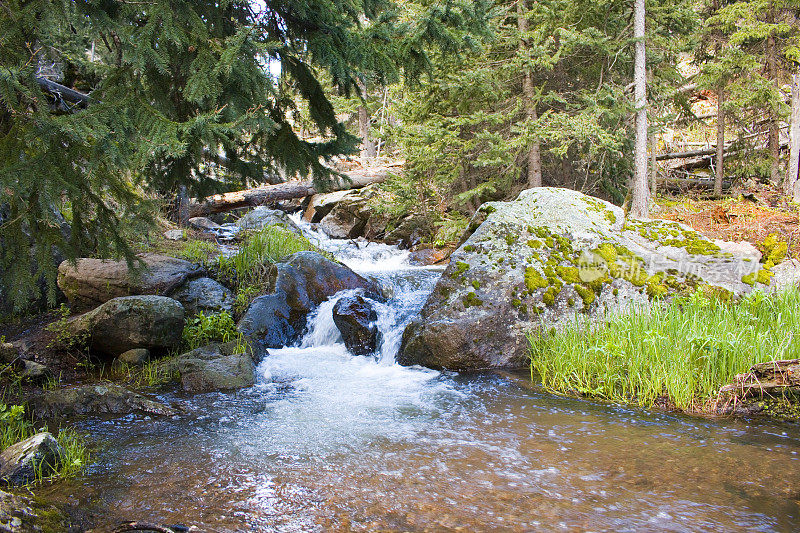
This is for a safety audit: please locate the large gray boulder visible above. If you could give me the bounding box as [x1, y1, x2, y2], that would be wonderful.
[238, 251, 382, 353]
[164, 341, 256, 393]
[66, 295, 184, 357]
[171, 277, 234, 316]
[236, 206, 303, 236]
[57, 253, 202, 310]
[31, 383, 179, 419]
[0, 433, 62, 486]
[332, 294, 380, 355]
[399, 187, 770, 370]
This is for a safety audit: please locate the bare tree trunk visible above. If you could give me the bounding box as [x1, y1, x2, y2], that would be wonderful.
[715, 86, 725, 196]
[631, 0, 649, 217]
[786, 67, 800, 201]
[517, 0, 542, 188]
[767, 1, 781, 184]
[177, 185, 189, 227]
[357, 80, 377, 162]
[650, 132, 658, 197]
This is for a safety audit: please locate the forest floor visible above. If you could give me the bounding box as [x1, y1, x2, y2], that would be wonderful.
[654, 185, 800, 260]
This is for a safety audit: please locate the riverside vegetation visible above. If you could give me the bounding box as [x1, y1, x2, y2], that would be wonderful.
[529, 287, 800, 412]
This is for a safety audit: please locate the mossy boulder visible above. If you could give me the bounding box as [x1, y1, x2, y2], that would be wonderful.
[399, 187, 767, 370]
[164, 341, 256, 393]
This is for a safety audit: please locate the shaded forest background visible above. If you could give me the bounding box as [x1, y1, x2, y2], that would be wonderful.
[1, 0, 799, 314]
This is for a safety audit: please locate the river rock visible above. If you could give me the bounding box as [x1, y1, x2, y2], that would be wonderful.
[399, 187, 769, 370]
[302, 190, 354, 222]
[31, 383, 179, 419]
[165, 341, 256, 393]
[0, 433, 62, 486]
[239, 251, 382, 353]
[384, 214, 432, 248]
[57, 253, 202, 310]
[66, 296, 184, 357]
[117, 348, 150, 366]
[0, 488, 70, 531]
[18, 361, 50, 383]
[408, 247, 450, 266]
[163, 229, 184, 241]
[188, 216, 222, 231]
[171, 277, 234, 316]
[769, 259, 800, 291]
[332, 294, 380, 355]
[236, 206, 304, 236]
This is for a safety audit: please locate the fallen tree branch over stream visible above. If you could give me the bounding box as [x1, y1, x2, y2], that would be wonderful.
[187, 165, 397, 218]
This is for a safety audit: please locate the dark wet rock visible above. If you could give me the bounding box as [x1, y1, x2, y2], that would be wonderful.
[237, 293, 297, 352]
[332, 295, 380, 355]
[30, 383, 179, 419]
[408, 247, 450, 266]
[66, 295, 184, 357]
[117, 348, 150, 366]
[0, 343, 18, 364]
[399, 187, 769, 371]
[164, 341, 255, 393]
[0, 433, 62, 486]
[236, 206, 303, 236]
[57, 253, 202, 310]
[17, 361, 50, 383]
[239, 252, 382, 354]
[384, 214, 433, 249]
[188, 216, 222, 232]
[0, 488, 70, 531]
[171, 277, 234, 316]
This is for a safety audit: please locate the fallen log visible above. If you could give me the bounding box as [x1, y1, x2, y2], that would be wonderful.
[187, 166, 396, 218]
[719, 359, 800, 397]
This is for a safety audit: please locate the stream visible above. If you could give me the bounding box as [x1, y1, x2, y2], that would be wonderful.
[42, 219, 800, 532]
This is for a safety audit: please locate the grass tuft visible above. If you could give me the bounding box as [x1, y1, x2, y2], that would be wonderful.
[529, 288, 800, 411]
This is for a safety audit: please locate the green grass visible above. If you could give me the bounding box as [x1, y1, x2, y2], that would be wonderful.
[175, 239, 219, 265]
[0, 403, 89, 484]
[528, 288, 800, 411]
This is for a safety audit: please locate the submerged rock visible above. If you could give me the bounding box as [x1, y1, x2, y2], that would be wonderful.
[236, 206, 304, 236]
[239, 251, 382, 353]
[332, 294, 380, 356]
[165, 341, 256, 393]
[399, 187, 769, 370]
[0, 488, 70, 531]
[31, 383, 179, 419]
[171, 276, 234, 316]
[57, 253, 202, 310]
[66, 295, 184, 357]
[0, 433, 62, 486]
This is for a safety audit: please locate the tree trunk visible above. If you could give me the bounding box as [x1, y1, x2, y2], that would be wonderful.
[786, 67, 800, 201]
[187, 167, 393, 218]
[517, 0, 542, 188]
[767, 2, 781, 184]
[650, 132, 657, 197]
[177, 185, 189, 227]
[631, 0, 649, 217]
[715, 86, 725, 196]
[357, 80, 377, 161]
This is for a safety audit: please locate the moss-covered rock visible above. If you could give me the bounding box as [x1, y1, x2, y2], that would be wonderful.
[399, 187, 768, 371]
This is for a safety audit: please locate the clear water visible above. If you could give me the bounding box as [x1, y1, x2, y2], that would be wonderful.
[42, 217, 800, 532]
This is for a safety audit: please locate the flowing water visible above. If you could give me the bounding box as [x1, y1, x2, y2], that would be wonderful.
[43, 219, 800, 532]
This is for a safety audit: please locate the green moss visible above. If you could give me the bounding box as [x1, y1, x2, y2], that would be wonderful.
[583, 196, 618, 224]
[567, 298, 575, 307]
[645, 273, 668, 299]
[756, 267, 773, 285]
[527, 239, 543, 248]
[545, 236, 555, 248]
[505, 234, 517, 246]
[757, 396, 800, 421]
[626, 219, 722, 255]
[463, 291, 484, 308]
[760, 233, 788, 265]
[542, 286, 560, 306]
[453, 261, 469, 277]
[613, 288, 619, 296]
[464, 245, 476, 252]
[593, 243, 618, 263]
[556, 265, 582, 284]
[471, 280, 481, 290]
[525, 267, 549, 290]
[574, 284, 596, 306]
[741, 273, 756, 286]
[480, 205, 496, 215]
[511, 298, 522, 308]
